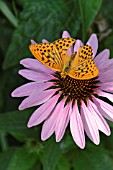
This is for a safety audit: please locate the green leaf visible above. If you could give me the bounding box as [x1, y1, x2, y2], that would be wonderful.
[0, 109, 32, 133]
[56, 156, 71, 170]
[0, 132, 8, 151]
[72, 144, 113, 170]
[78, 0, 102, 40]
[0, 109, 39, 141]
[40, 139, 62, 170]
[0, 74, 6, 109]
[60, 133, 77, 152]
[0, 17, 14, 55]
[0, 147, 37, 170]
[0, 1, 18, 28]
[100, 32, 113, 59]
[0, 148, 15, 170]
[107, 120, 113, 128]
[0, 69, 20, 112]
[3, 0, 81, 69]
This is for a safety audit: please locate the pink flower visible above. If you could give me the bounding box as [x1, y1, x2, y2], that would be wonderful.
[11, 31, 113, 149]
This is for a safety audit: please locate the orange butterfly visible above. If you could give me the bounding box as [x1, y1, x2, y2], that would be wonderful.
[29, 38, 99, 80]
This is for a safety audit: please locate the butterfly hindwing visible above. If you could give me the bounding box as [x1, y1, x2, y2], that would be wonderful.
[68, 45, 99, 80]
[68, 59, 99, 79]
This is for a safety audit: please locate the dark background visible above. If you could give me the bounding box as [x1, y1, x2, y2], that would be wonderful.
[0, 0, 113, 169]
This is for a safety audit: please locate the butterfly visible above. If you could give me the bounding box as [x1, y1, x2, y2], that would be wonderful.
[29, 38, 99, 80]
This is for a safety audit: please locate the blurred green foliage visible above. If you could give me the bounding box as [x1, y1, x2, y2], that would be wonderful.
[1, 0, 113, 169]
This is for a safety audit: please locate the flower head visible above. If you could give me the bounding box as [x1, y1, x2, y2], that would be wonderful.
[12, 31, 113, 149]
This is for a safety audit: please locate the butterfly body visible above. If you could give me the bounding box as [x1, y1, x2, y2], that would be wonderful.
[60, 53, 76, 78]
[29, 38, 99, 80]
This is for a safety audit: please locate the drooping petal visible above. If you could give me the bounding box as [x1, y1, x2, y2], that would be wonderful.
[81, 101, 100, 145]
[88, 100, 110, 136]
[55, 102, 72, 142]
[93, 96, 113, 121]
[70, 101, 85, 149]
[74, 40, 84, 53]
[42, 39, 49, 43]
[31, 40, 36, 44]
[20, 58, 54, 74]
[87, 34, 98, 58]
[19, 89, 57, 110]
[11, 81, 53, 97]
[97, 90, 113, 102]
[19, 69, 54, 82]
[27, 94, 60, 127]
[41, 98, 66, 141]
[62, 31, 71, 38]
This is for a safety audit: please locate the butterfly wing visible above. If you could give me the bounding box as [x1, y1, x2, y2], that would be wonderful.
[29, 42, 63, 71]
[68, 59, 99, 79]
[53, 38, 76, 55]
[29, 38, 76, 72]
[68, 45, 99, 80]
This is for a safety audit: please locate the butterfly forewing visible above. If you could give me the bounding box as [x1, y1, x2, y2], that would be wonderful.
[53, 38, 76, 55]
[29, 42, 62, 71]
[29, 38, 76, 72]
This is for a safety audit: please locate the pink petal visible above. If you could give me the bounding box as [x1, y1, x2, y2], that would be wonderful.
[42, 39, 49, 43]
[31, 39, 36, 44]
[19, 69, 54, 82]
[20, 58, 54, 74]
[55, 102, 72, 142]
[102, 60, 113, 72]
[99, 69, 113, 83]
[100, 82, 113, 93]
[41, 98, 66, 141]
[19, 89, 57, 110]
[11, 81, 53, 97]
[93, 96, 113, 121]
[70, 101, 85, 149]
[74, 40, 84, 53]
[67, 47, 73, 55]
[27, 94, 60, 127]
[62, 31, 70, 38]
[88, 100, 110, 136]
[87, 34, 98, 58]
[94, 49, 110, 70]
[81, 101, 100, 145]
[97, 90, 113, 102]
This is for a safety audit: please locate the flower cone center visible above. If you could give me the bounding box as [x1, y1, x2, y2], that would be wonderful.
[53, 73, 99, 103]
